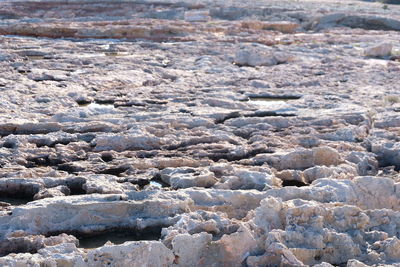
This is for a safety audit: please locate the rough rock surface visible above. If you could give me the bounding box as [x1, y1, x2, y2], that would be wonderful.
[0, 0, 400, 266]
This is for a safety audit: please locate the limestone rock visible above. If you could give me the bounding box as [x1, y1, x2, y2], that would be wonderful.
[87, 241, 174, 267]
[1, 0, 400, 266]
[160, 167, 218, 189]
[171, 233, 213, 266]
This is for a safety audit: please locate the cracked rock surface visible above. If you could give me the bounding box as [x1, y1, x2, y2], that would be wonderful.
[1, 0, 400, 266]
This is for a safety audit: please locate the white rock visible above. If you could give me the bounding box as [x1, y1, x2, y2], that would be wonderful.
[171, 233, 213, 266]
[0, 192, 191, 236]
[87, 241, 174, 266]
[214, 170, 281, 190]
[160, 167, 218, 189]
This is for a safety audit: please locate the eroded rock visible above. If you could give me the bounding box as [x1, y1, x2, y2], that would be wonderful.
[0, 0, 400, 265]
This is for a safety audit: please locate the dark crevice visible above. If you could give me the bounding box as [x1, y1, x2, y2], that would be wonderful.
[77, 227, 162, 248]
[93, 99, 115, 105]
[114, 101, 146, 107]
[215, 112, 241, 124]
[57, 163, 86, 174]
[0, 185, 38, 205]
[244, 111, 297, 118]
[25, 157, 50, 168]
[65, 177, 87, 195]
[135, 178, 152, 187]
[98, 165, 130, 176]
[0, 196, 33, 206]
[206, 148, 274, 162]
[76, 99, 92, 106]
[35, 139, 72, 148]
[144, 99, 168, 105]
[282, 180, 308, 187]
[2, 141, 16, 149]
[375, 151, 400, 171]
[136, 150, 158, 158]
[232, 129, 253, 139]
[47, 226, 163, 249]
[0, 238, 42, 257]
[101, 153, 114, 162]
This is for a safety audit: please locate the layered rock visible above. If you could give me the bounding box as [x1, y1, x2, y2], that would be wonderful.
[0, 0, 400, 265]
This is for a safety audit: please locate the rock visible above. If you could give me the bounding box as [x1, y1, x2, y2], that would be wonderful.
[313, 13, 400, 31]
[93, 133, 165, 152]
[0, 243, 86, 267]
[364, 43, 393, 58]
[171, 233, 213, 266]
[170, 224, 258, 267]
[33, 185, 70, 200]
[184, 11, 210, 22]
[382, 237, 400, 261]
[345, 152, 379, 176]
[183, 188, 268, 219]
[1, 0, 400, 266]
[302, 164, 358, 183]
[265, 176, 400, 211]
[265, 146, 342, 171]
[28, 69, 68, 81]
[162, 210, 239, 238]
[374, 114, 400, 128]
[315, 263, 335, 267]
[0, 121, 61, 136]
[250, 80, 270, 88]
[275, 169, 307, 184]
[214, 169, 281, 190]
[251, 198, 370, 265]
[241, 21, 300, 33]
[234, 49, 276, 66]
[0, 178, 43, 198]
[0, 192, 191, 236]
[160, 167, 218, 189]
[86, 241, 175, 267]
[370, 140, 400, 170]
[347, 259, 369, 267]
[0, 233, 78, 256]
[234, 49, 293, 67]
[83, 175, 138, 194]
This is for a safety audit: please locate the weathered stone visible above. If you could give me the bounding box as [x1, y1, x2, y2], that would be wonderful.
[0, 0, 400, 266]
[364, 43, 393, 58]
[33, 185, 70, 200]
[87, 241, 174, 267]
[160, 167, 218, 189]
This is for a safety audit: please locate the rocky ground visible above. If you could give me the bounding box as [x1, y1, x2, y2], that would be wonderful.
[0, 0, 400, 266]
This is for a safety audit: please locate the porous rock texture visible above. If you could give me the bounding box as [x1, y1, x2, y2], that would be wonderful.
[1, 0, 400, 266]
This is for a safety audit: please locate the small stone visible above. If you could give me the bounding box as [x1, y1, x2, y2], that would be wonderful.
[364, 43, 393, 57]
[235, 50, 277, 67]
